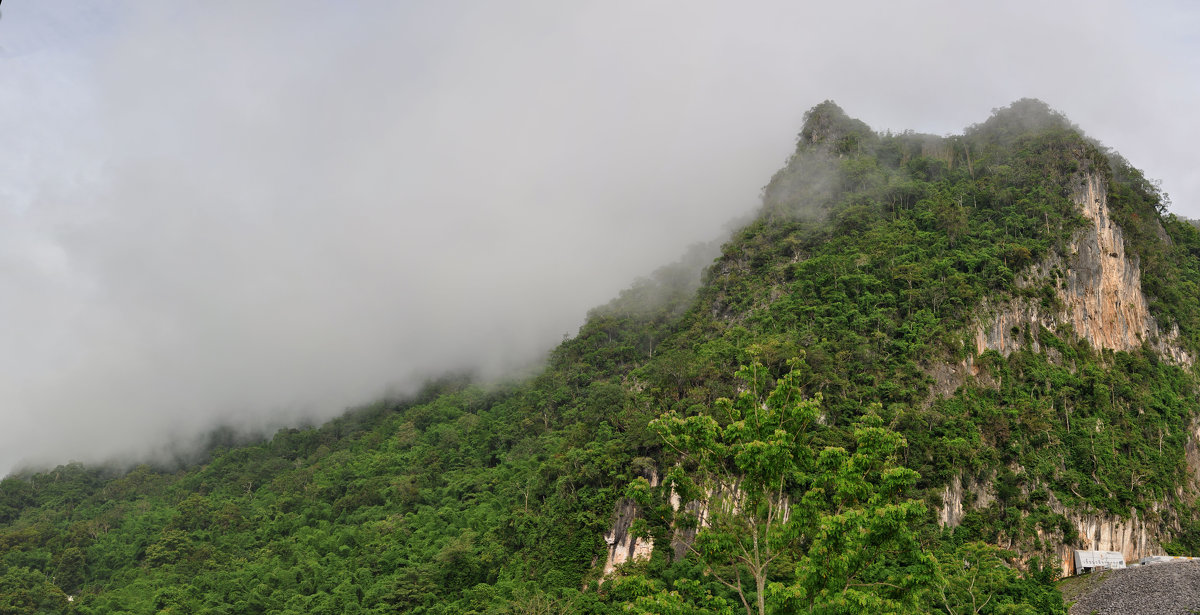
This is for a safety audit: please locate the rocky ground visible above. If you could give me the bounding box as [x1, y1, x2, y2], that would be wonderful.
[1061, 560, 1200, 614]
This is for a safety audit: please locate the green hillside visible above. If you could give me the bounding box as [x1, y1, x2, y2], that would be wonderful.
[4, 100, 1200, 614]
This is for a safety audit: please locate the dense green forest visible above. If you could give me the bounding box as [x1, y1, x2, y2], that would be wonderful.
[4, 100, 1200, 614]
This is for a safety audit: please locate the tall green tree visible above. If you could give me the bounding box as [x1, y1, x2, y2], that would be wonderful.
[0, 565, 70, 615]
[774, 414, 934, 614]
[652, 359, 818, 615]
[641, 359, 935, 615]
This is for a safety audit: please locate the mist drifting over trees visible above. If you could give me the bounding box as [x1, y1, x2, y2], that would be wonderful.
[1, 1, 1200, 474]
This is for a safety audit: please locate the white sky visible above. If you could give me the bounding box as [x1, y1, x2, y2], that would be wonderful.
[1, 1, 1198, 474]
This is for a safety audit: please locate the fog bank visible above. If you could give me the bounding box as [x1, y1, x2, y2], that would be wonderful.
[2, 1, 1198, 475]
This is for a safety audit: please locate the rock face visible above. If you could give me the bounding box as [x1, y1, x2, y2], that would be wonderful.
[600, 474, 764, 578]
[937, 171, 1192, 576]
[1047, 494, 1163, 577]
[617, 171, 1193, 580]
[601, 468, 658, 576]
[1063, 175, 1155, 353]
[1184, 420, 1200, 495]
[973, 299, 1054, 357]
[937, 474, 994, 528]
[601, 497, 655, 577]
[971, 172, 1190, 364]
[939, 473, 1164, 577]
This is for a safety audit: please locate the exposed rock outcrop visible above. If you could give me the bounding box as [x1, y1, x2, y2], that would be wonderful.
[625, 168, 1192, 581]
[933, 170, 1193, 576]
[601, 468, 658, 576]
[971, 172, 1190, 365]
[601, 474, 773, 578]
[939, 472, 1165, 577]
[601, 498, 655, 576]
[1064, 175, 1155, 353]
[667, 479, 757, 561]
[1046, 492, 1163, 577]
[937, 474, 995, 528]
[974, 298, 1054, 357]
[1184, 419, 1200, 497]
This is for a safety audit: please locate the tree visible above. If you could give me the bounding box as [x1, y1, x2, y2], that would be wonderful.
[50, 547, 86, 595]
[0, 478, 35, 524]
[929, 542, 1065, 615]
[0, 565, 70, 615]
[651, 358, 818, 615]
[643, 359, 937, 615]
[775, 414, 934, 614]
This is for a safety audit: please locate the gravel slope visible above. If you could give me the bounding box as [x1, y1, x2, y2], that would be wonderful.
[1066, 561, 1200, 615]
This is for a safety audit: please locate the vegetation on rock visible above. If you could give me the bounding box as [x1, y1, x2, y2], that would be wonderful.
[3, 99, 1198, 613]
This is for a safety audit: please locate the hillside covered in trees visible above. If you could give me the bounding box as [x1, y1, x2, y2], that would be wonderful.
[4, 100, 1200, 614]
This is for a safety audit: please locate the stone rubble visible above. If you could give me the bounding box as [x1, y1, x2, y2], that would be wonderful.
[1068, 561, 1200, 615]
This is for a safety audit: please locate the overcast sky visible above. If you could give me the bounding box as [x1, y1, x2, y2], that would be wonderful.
[1, 1, 1198, 475]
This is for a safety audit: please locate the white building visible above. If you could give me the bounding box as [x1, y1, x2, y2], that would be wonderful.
[1074, 550, 1126, 573]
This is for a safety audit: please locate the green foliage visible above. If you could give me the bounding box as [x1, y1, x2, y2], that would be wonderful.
[652, 360, 821, 615]
[799, 101, 876, 155]
[629, 364, 1058, 615]
[5, 99, 1193, 613]
[931, 542, 1066, 615]
[771, 414, 935, 615]
[0, 564, 70, 615]
[0, 479, 35, 525]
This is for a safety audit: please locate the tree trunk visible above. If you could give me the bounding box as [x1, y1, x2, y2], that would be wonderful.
[756, 572, 766, 615]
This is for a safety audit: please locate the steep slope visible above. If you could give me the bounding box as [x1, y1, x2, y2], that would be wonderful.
[598, 100, 1200, 584]
[3, 99, 1200, 613]
[945, 158, 1193, 574]
[969, 167, 1189, 364]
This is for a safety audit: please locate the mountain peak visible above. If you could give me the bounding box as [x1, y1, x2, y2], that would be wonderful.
[797, 99, 873, 154]
[968, 97, 1078, 143]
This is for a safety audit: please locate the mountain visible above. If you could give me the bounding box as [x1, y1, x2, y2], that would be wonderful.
[4, 99, 1200, 614]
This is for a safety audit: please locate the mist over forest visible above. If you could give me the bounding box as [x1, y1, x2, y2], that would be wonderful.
[2, 1, 1200, 475]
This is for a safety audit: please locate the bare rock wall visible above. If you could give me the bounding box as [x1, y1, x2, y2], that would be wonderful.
[601, 469, 658, 576]
[971, 173, 1190, 365]
[1047, 492, 1163, 577]
[938, 472, 1166, 577]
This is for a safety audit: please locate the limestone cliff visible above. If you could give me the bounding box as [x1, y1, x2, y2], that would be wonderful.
[971, 172, 1190, 364]
[936, 169, 1193, 575]
[601, 497, 655, 577]
[600, 474, 759, 578]
[1064, 175, 1156, 353]
[1045, 495, 1162, 577]
[938, 473, 1166, 576]
[937, 474, 994, 528]
[600, 468, 658, 576]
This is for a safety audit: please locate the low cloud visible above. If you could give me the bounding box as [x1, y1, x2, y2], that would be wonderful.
[2, 1, 1198, 474]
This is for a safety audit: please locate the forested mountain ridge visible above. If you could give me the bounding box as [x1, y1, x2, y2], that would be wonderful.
[3, 99, 1200, 613]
